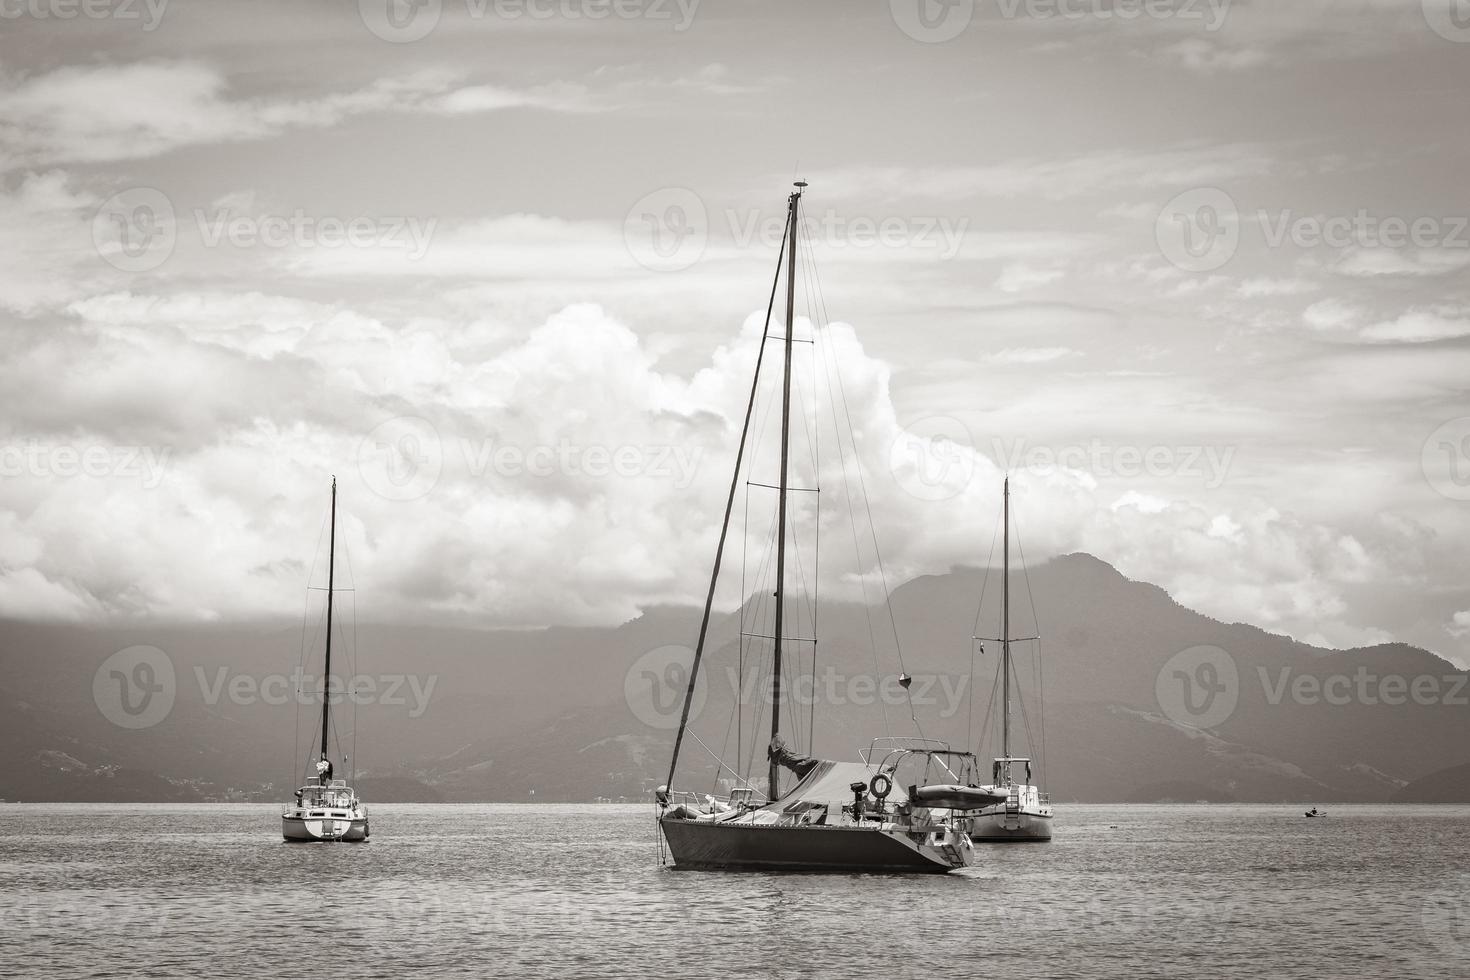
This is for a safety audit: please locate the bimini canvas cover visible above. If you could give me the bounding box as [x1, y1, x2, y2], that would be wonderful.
[763, 760, 910, 810]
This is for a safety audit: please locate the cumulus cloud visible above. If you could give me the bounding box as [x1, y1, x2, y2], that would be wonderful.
[1238, 277, 1320, 298]
[0, 295, 1444, 665]
[1161, 40, 1269, 73]
[1333, 247, 1470, 278]
[1358, 308, 1470, 344]
[1302, 298, 1362, 332]
[995, 263, 1066, 293]
[0, 171, 111, 314]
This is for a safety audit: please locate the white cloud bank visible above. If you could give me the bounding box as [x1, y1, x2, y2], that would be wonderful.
[0, 299, 1443, 663]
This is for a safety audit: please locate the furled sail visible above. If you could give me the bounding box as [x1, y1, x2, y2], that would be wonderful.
[767, 736, 821, 779]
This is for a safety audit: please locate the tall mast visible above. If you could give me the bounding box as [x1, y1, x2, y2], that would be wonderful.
[768, 180, 804, 800]
[1001, 476, 1011, 767]
[320, 476, 337, 770]
[663, 223, 790, 793]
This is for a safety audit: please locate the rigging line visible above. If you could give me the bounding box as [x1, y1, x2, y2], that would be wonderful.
[967, 639, 978, 755]
[687, 728, 762, 797]
[739, 425, 784, 771]
[790, 255, 821, 640]
[793, 236, 827, 752]
[808, 279, 821, 758]
[1037, 637, 1048, 789]
[973, 506, 1003, 636]
[783, 431, 821, 753]
[977, 655, 1002, 766]
[1015, 655, 1036, 762]
[813, 318, 887, 739]
[739, 478, 748, 777]
[800, 233, 913, 683]
[968, 507, 1004, 751]
[810, 257, 921, 740]
[714, 675, 741, 796]
[297, 596, 330, 776]
[742, 507, 780, 781]
[737, 334, 783, 774]
[743, 499, 781, 774]
[779, 639, 801, 753]
[1014, 517, 1048, 785]
[780, 384, 820, 657]
[813, 311, 890, 741]
[292, 507, 330, 781]
[664, 222, 789, 791]
[745, 649, 771, 786]
[339, 540, 360, 784]
[787, 477, 817, 650]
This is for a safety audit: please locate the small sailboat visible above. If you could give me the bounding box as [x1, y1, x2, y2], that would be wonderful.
[656, 182, 983, 873]
[282, 477, 369, 843]
[965, 478, 1054, 843]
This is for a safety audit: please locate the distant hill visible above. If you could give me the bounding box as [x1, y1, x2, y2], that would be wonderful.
[1393, 762, 1470, 803]
[1125, 780, 1236, 805]
[2, 554, 1465, 803]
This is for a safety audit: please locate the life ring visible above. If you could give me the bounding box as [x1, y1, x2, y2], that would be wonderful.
[869, 773, 893, 800]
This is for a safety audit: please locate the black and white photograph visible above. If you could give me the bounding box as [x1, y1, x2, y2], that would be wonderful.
[2, 0, 1469, 977]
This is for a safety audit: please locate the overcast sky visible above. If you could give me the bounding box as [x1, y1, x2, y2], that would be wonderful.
[1, 0, 1468, 664]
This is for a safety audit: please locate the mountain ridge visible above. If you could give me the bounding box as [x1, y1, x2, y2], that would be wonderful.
[3, 553, 1465, 803]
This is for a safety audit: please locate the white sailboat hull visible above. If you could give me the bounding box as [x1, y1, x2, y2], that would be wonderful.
[965, 805, 1053, 842]
[282, 805, 369, 842]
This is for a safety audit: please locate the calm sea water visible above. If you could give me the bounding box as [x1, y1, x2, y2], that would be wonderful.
[1, 804, 1466, 979]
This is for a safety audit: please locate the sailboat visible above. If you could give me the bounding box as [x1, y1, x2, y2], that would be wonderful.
[281, 477, 370, 843]
[965, 478, 1054, 842]
[655, 182, 998, 873]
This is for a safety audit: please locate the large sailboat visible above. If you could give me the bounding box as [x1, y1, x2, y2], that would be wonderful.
[281, 477, 370, 843]
[965, 478, 1054, 842]
[655, 182, 1000, 873]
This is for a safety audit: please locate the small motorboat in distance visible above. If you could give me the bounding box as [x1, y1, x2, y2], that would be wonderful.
[1305, 807, 1327, 818]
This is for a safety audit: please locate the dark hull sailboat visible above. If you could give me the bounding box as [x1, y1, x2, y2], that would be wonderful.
[659, 823, 964, 874]
[656, 183, 983, 874]
[281, 477, 369, 843]
[660, 755, 987, 873]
